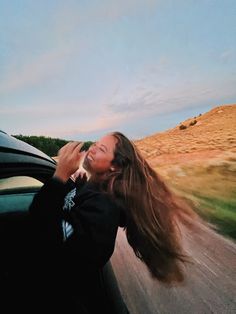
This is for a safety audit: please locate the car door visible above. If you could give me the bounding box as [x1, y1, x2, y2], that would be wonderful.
[0, 132, 56, 312]
[0, 133, 56, 279]
[0, 174, 44, 277]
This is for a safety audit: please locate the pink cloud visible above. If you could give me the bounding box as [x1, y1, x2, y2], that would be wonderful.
[0, 48, 71, 94]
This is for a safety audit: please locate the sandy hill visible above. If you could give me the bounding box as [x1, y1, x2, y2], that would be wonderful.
[135, 104, 236, 240]
[135, 104, 236, 161]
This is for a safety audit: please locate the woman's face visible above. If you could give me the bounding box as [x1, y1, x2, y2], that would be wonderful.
[83, 135, 117, 175]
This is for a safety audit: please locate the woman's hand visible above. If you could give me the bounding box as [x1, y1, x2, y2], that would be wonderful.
[71, 168, 87, 182]
[53, 142, 86, 183]
[72, 170, 88, 189]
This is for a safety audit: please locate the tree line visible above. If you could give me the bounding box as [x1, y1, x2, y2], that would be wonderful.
[13, 135, 93, 157]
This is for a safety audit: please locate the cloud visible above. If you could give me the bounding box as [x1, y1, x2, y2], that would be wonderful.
[56, 101, 131, 136]
[220, 49, 236, 62]
[0, 100, 129, 139]
[0, 48, 71, 94]
[0, 102, 92, 117]
[1, 0, 158, 96]
[15, 111, 128, 139]
[0, 0, 159, 96]
[3, 75, 235, 139]
[52, 0, 158, 30]
[107, 78, 236, 117]
[91, 0, 158, 21]
[69, 114, 122, 134]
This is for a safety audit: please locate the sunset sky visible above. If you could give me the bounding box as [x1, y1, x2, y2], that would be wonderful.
[0, 0, 235, 141]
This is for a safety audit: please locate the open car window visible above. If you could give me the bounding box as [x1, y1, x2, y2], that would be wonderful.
[0, 176, 43, 194]
[0, 176, 43, 214]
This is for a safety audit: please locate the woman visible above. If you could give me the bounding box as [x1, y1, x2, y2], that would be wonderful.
[28, 131, 193, 313]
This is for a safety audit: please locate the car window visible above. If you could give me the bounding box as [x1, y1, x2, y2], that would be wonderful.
[0, 176, 43, 194]
[0, 176, 43, 214]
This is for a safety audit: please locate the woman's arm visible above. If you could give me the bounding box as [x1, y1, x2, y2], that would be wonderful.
[29, 176, 73, 246]
[63, 191, 121, 267]
[29, 141, 86, 246]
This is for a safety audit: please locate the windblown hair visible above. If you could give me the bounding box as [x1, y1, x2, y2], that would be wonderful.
[103, 132, 196, 284]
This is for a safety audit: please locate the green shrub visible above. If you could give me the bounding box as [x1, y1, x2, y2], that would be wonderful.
[12, 135, 93, 157]
[179, 124, 187, 130]
[189, 119, 197, 126]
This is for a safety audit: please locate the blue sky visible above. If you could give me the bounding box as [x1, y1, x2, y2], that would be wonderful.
[0, 0, 235, 141]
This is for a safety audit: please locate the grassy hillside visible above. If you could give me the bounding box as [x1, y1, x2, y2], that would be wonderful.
[135, 104, 236, 240]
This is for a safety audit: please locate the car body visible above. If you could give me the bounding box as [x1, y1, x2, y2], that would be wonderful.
[0, 130, 129, 314]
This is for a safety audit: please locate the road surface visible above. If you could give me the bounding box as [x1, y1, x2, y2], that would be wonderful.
[110, 222, 236, 314]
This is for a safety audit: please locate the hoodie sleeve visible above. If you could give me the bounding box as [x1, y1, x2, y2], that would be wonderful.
[63, 192, 121, 267]
[29, 178, 121, 267]
[29, 176, 73, 246]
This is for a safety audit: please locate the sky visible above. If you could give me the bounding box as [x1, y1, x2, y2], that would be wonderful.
[0, 0, 236, 141]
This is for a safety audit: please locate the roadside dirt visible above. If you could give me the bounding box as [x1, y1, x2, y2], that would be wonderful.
[111, 223, 236, 314]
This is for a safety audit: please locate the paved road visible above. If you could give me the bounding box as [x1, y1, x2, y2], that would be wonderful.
[110, 222, 236, 314]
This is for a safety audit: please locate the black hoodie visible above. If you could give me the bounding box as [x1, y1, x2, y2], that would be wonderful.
[27, 176, 127, 313]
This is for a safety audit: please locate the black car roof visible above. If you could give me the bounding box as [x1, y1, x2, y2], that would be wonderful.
[0, 131, 56, 166]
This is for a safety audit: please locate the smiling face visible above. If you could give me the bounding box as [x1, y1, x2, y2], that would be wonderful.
[83, 135, 118, 177]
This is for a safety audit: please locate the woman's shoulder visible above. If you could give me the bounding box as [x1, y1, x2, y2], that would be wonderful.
[78, 182, 117, 210]
[75, 181, 127, 227]
[76, 181, 106, 201]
